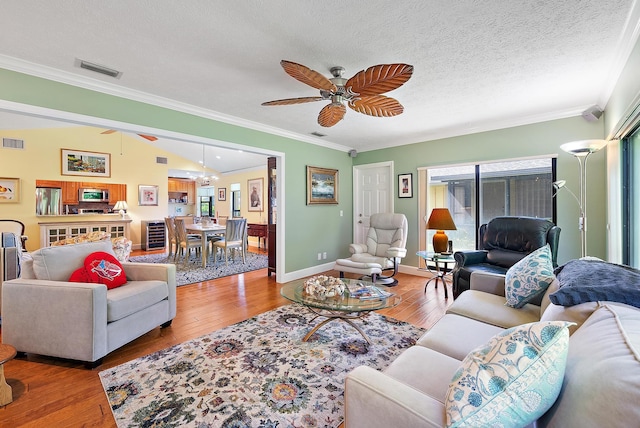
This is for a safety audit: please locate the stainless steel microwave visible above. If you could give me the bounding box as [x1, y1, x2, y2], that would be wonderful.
[79, 188, 109, 202]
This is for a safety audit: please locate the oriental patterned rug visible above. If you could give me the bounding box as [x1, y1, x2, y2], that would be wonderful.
[128, 252, 268, 286]
[99, 304, 425, 428]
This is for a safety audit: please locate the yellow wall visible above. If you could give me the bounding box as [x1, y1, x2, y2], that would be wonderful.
[0, 125, 217, 250]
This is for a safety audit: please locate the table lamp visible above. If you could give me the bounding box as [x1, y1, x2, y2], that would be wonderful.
[114, 200, 128, 218]
[426, 208, 456, 253]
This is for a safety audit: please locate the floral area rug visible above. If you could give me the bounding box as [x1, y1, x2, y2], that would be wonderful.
[128, 252, 267, 286]
[99, 303, 425, 428]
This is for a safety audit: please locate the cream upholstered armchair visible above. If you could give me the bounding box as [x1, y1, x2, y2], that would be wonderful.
[334, 213, 408, 285]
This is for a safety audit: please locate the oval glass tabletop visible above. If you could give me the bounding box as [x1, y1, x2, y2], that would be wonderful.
[280, 277, 401, 313]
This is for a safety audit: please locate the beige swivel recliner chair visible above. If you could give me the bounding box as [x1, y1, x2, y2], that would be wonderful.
[334, 213, 408, 285]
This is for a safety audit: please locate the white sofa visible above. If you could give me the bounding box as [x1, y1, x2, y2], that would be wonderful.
[345, 270, 640, 427]
[1, 240, 176, 367]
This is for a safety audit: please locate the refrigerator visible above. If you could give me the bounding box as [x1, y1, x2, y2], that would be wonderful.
[35, 187, 63, 216]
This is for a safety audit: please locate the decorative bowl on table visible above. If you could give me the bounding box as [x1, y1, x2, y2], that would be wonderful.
[303, 275, 345, 298]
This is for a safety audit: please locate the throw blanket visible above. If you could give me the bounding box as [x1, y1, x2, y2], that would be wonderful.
[550, 259, 640, 308]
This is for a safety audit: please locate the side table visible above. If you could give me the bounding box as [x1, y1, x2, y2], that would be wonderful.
[416, 251, 456, 299]
[0, 344, 17, 406]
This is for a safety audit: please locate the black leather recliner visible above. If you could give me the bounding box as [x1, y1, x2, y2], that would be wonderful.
[452, 216, 561, 299]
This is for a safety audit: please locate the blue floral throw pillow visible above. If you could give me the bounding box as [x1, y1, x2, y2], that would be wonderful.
[504, 244, 555, 308]
[445, 321, 572, 428]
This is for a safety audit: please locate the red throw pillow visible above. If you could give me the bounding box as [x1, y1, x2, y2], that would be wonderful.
[84, 251, 127, 289]
[69, 267, 93, 283]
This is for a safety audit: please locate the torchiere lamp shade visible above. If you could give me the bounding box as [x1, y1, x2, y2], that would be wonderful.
[426, 208, 456, 253]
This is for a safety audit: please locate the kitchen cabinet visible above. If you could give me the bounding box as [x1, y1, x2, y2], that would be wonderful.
[62, 181, 80, 204]
[35, 180, 62, 189]
[168, 178, 196, 204]
[107, 184, 127, 203]
[37, 180, 127, 205]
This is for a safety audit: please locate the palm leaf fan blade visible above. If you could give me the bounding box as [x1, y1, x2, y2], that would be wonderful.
[280, 60, 337, 92]
[346, 64, 413, 97]
[349, 95, 404, 117]
[318, 103, 346, 127]
[262, 96, 325, 106]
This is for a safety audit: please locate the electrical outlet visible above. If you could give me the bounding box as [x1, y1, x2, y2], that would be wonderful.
[317, 252, 322, 260]
[322, 252, 327, 259]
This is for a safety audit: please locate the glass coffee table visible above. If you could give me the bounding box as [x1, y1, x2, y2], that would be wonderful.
[280, 277, 401, 343]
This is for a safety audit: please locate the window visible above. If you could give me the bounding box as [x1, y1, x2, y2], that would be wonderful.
[622, 131, 640, 267]
[422, 157, 556, 251]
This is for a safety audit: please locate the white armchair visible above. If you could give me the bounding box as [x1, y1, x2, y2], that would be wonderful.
[334, 213, 408, 285]
[1, 240, 176, 368]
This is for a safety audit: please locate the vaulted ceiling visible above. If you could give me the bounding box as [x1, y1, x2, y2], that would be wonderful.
[1, 0, 638, 159]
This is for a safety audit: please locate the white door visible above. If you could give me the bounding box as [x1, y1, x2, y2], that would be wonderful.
[353, 162, 394, 243]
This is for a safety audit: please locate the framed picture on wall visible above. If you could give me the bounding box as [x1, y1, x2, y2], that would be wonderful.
[61, 149, 111, 177]
[218, 187, 227, 201]
[0, 177, 20, 203]
[248, 178, 264, 212]
[398, 173, 413, 198]
[307, 166, 338, 204]
[138, 185, 159, 206]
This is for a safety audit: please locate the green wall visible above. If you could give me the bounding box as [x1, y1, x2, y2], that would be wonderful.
[5, 34, 640, 273]
[355, 117, 607, 265]
[0, 68, 354, 276]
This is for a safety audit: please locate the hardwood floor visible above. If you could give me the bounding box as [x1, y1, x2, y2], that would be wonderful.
[0, 247, 452, 427]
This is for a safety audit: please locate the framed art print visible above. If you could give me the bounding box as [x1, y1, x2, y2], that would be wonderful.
[248, 178, 264, 212]
[398, 173, 413, 198]
[61, 149, 111, 177]
[0, 177, 20, 203]
[138, 185, 159, 206]
[307, 166, 338, 204]
[218, 187, 227, 201]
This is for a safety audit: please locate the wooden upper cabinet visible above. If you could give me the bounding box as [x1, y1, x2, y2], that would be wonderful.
[35, 180, 62, 188]
[108, 184, 127, 203]
[168, 178, 179, 192]
[62, 181, 80, 204]
[186, 180, 195, 204]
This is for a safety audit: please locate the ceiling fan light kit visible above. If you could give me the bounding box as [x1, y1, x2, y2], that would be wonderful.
[263, 60, 413, 127]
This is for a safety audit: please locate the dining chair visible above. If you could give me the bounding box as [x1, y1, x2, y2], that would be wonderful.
[174, 218, 203, 263]
[164, 217, 178, 257]
[212, 218, 247, 266]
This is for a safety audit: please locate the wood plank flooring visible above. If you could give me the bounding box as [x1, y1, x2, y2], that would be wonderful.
[0, 247, 452, 427]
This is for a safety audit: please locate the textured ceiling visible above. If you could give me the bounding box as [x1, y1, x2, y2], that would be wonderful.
[0, 0, 638, 161]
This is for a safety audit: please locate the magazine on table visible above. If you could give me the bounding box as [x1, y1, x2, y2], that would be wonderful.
[347, 283, 392, 300]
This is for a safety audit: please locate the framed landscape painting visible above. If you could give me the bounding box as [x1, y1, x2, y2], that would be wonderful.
[61, 149, 111, 177]
[307, 166, 338, 205]
[0, 177, 20, 203]
[138, 185, 159, 206]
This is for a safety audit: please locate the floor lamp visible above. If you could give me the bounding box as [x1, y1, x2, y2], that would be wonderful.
[559, 139, 608, 258]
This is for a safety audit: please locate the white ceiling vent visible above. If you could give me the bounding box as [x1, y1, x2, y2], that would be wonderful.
[156, 156, 168, 164]
[2, 138, 25, 149]
[75, 58, 122, 79]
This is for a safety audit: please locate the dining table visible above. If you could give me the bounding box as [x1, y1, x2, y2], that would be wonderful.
[185, 223, 226, 267]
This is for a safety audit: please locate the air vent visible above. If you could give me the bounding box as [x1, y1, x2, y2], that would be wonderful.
[2, 138, 24, 149]
[156, 156, 168, 164]
[75, 59, 122, 79]
[311, 131, 327, 137]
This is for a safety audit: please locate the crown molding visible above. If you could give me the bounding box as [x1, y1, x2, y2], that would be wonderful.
[0, 54, 351, 153]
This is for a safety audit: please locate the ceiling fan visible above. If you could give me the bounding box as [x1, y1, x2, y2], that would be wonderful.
[101, 129, 158, 141]
[262, 60, 414, 127]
